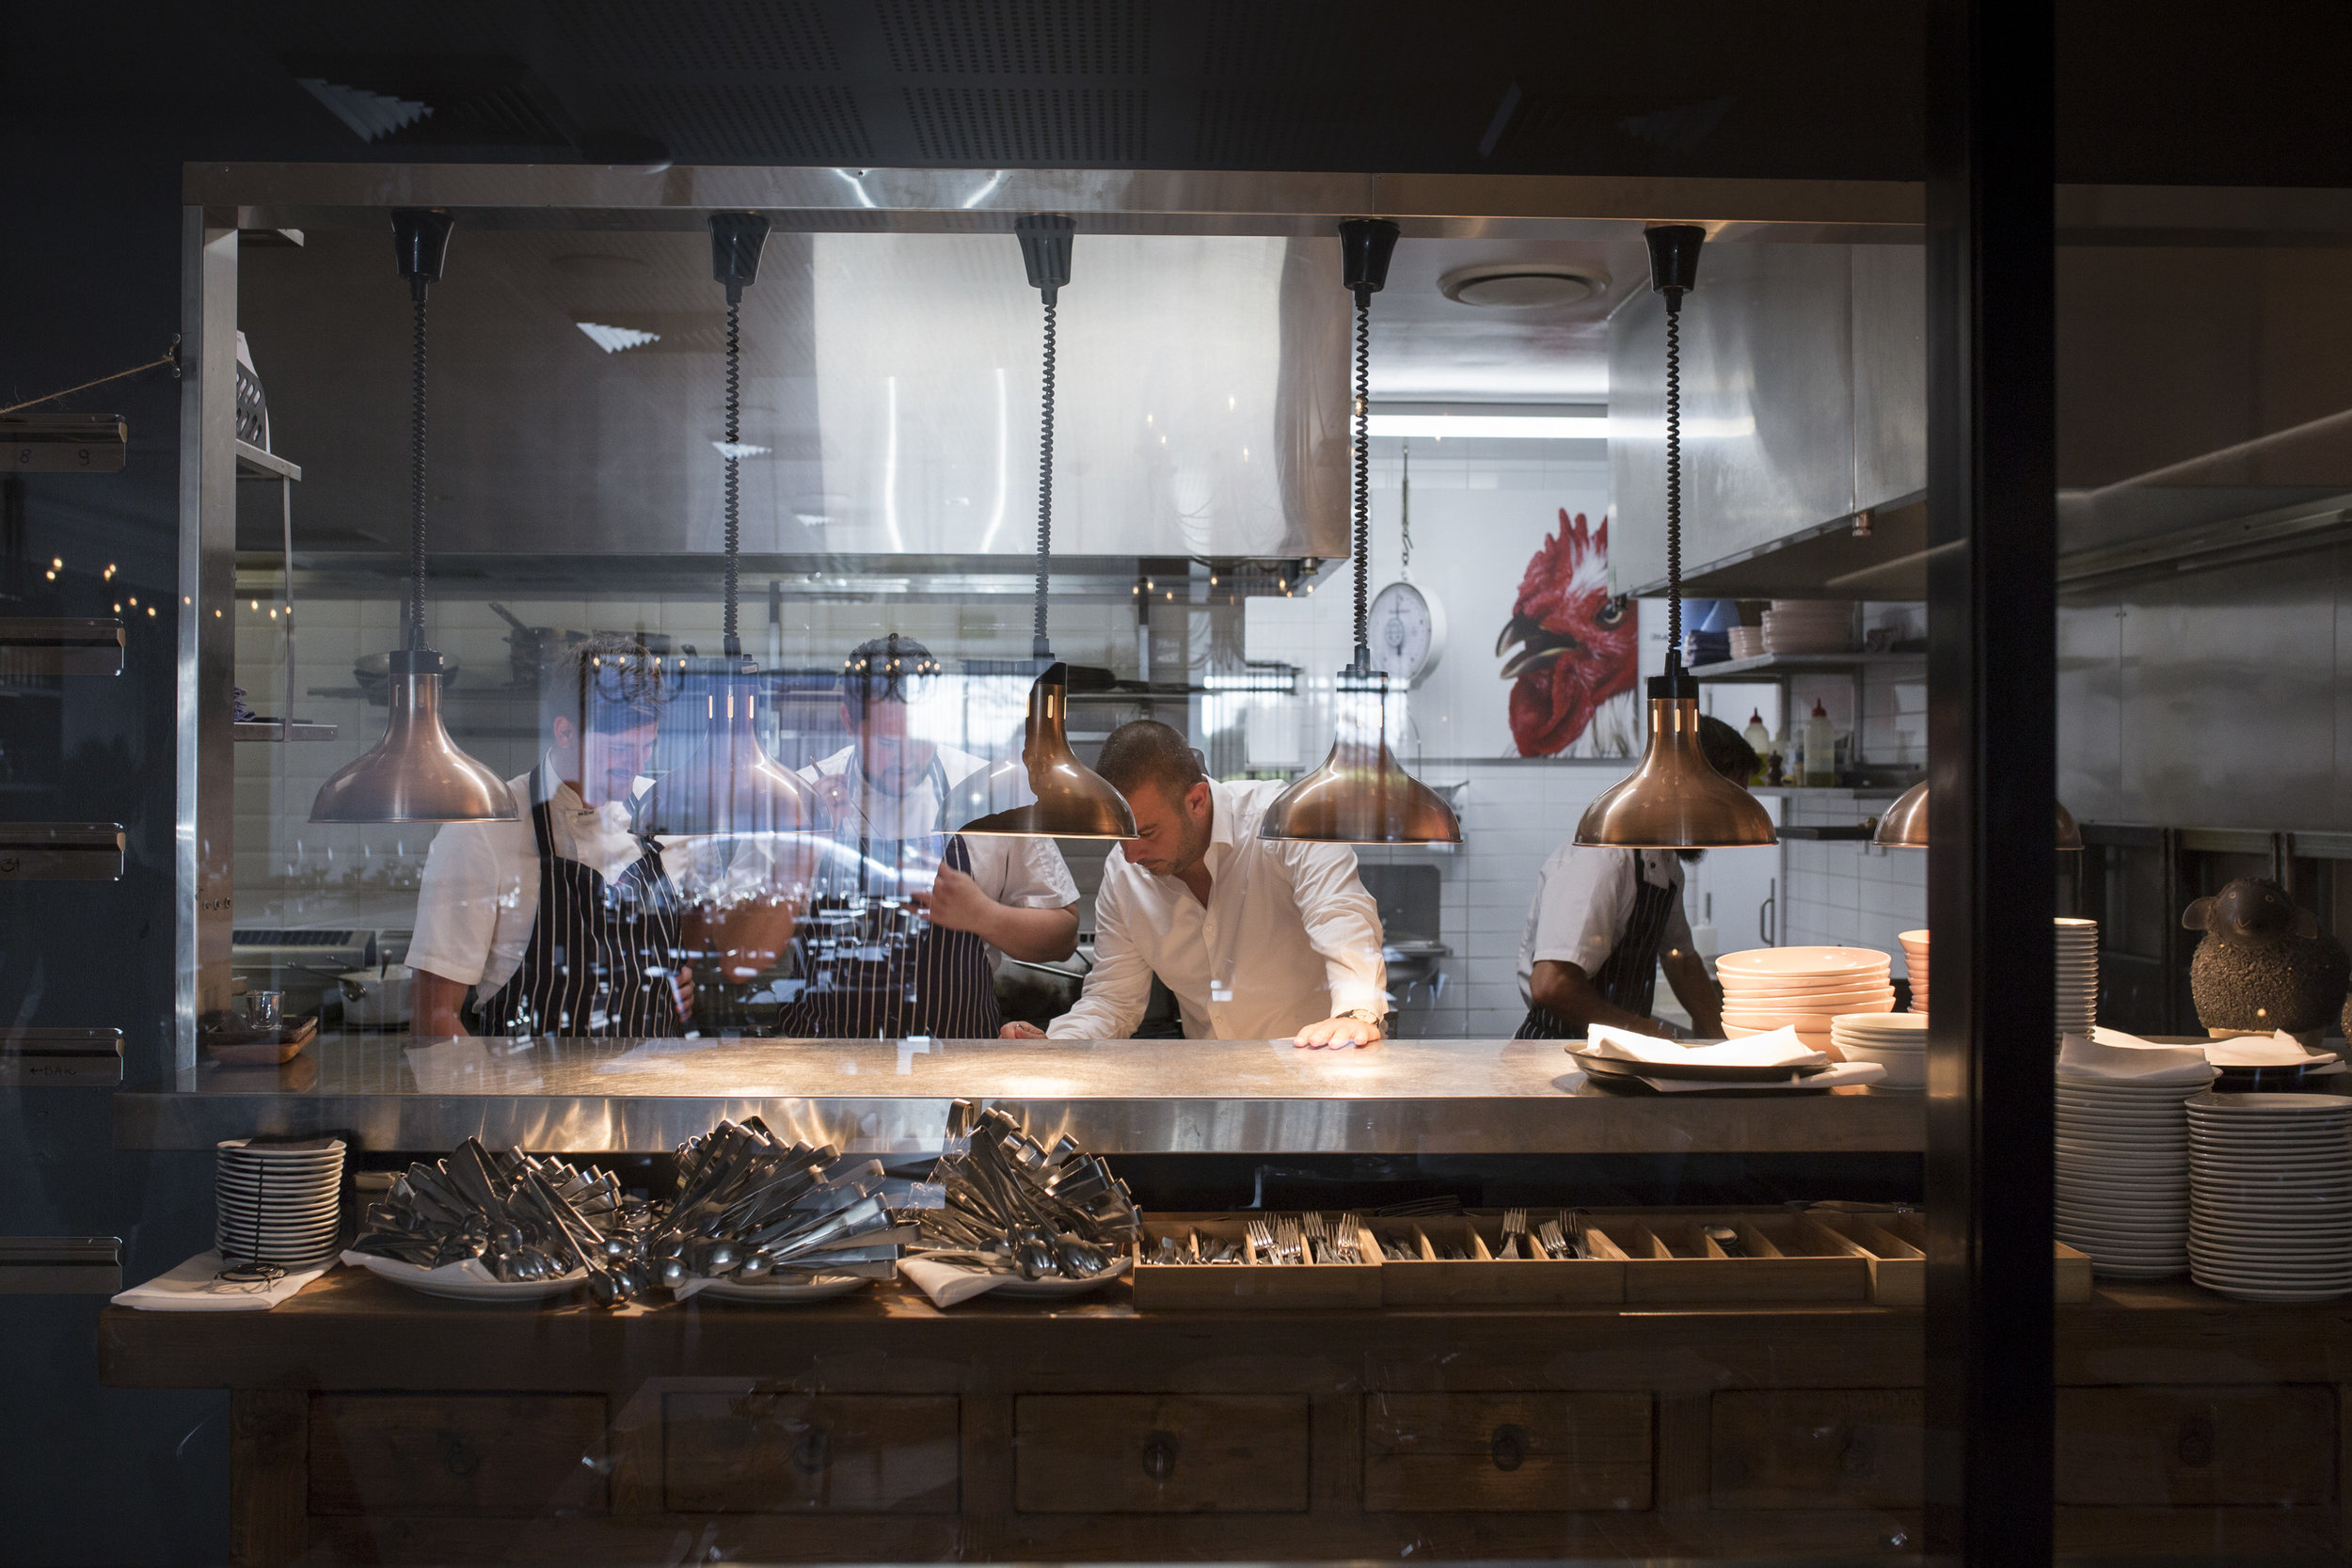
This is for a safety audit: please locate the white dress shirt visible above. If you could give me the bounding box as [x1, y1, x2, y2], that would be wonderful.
[407, 766, 654, 993]
[406, 760, 767, 994]
[801, 743, 1079, 969]
[1049, 778, 1388, 1040]
[1516, 844, 1693, 1006]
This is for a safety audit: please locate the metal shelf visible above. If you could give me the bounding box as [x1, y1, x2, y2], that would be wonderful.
[1690, 650, 1925, 680]
[233, 720, 340, 742]
[232, 441, 300, 483]
[1749, 782, 1915, 800]
[1624, 494, 1929, 601]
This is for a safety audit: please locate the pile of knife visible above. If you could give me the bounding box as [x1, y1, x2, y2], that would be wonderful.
[352, 1137, 652, 1302]
[916, 1100, 1140, 1280]
[644, 1117, 911, 1292]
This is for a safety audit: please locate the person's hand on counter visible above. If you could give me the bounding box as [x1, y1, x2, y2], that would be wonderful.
[1292, 1013, 1382, 1049]
[999, 1021, 1047, 1039]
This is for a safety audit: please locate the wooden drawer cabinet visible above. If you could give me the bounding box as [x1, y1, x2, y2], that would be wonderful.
[1363, 1393, 1652, 1513]
[663, 1392, 960, 1513]
[308, 1394, 607, 1517]
[1014, 1395, 1311, 1513]
[1710, 1389, 1924, 1510]
[2055, 1386, 2336, 1508]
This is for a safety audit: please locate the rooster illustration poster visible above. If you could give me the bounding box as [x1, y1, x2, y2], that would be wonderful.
[1495, 510, 1639, 757]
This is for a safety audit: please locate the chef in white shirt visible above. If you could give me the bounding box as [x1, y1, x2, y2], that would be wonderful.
[407, 638, 797, 1038]
[1512, 714, 1758, 1041]
[1002, 719, 1390, 1048]
[771, 633, 1080, 1037]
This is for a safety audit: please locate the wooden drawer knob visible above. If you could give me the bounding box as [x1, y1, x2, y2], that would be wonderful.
[1140, 1429, 1180, 1481]
[2175, 1415, 2215, 1469]
[1489, 1423, 1530, 1472]
[437, 1430, 482, 1481]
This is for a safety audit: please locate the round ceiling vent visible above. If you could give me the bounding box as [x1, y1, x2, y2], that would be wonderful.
[1438, 262, 1610, 309]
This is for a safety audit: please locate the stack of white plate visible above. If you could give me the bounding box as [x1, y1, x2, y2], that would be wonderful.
[1760, 601, 1853, 655]
[2187, 1091, 2352, 1302]
[215, 1137, 345, 1270]
[1831, 1010, 1926, 1089]
[1718, 946, 1895, 1054]
[1899, 928, 1929, 1013]
[2055, 1066, 2213, 1278]
[1727, 626, 1764, 660]
[2056, 917, 2098, 1042]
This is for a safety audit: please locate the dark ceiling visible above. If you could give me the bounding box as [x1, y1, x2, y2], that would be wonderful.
[8, 1, 2352, 186]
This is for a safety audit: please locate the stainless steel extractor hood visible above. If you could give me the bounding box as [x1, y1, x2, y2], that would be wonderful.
[238, 228, 1351, 564]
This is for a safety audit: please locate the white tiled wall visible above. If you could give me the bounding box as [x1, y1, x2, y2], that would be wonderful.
[1778, 790, 1928, 981]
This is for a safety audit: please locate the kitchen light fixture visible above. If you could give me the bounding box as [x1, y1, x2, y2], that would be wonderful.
[958, 215, 1139, 840]
[311, 211, 516, 825]
[1260, 218, 1463, 846]
[1869, 781, 2085, 850]
[1574, 226, 1777, 849]
[643, 213, 830, 839]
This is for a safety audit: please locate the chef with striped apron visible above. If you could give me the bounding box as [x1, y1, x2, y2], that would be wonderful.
[1510, 715, 1759, 1042]
[407, 639, 695, 1039]
[769, 634, 1081, 1040]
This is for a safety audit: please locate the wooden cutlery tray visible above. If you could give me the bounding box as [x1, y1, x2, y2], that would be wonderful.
[1130, 1214, 1383, 1310]
[1805, 1208, 2094, 1305]
[1580, 1212, 1872, 1303]
[1374, 1215, 1623, 1307]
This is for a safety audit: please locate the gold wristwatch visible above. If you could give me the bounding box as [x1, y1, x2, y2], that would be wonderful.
[1337, 1007, 1391, 1037]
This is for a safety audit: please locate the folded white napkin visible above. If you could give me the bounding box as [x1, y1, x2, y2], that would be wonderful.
[2203, 1030, 2339, 1069]
[1583, 1022, 1826, 1069]
[113, 1250, 332, 1311]
[2060, 1030, 2216, 1084]
[898, 1253, 1023, 1307]
[1616, 1060, 1888, 1094]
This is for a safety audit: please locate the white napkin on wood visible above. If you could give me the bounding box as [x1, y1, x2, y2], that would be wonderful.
[113, 1250, 331, 1311]
[898, 1253, 1018, 1307]
[2059, 1030, 2217, 1084]
[1581, 1022, 1826, 1069]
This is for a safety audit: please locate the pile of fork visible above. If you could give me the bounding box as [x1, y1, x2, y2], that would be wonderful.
[916, 1101, 1140, 1281]
[1497, 1207, 1590, 1259]
[644, 1117, 912, 1296]
[353, 1137, 649, 1299]
[1136, 1212, 1368, 1265]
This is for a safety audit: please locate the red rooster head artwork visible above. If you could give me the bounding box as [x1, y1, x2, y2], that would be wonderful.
[1497, 511, 1639, 756]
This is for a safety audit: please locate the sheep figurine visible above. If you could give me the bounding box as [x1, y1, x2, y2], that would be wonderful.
[2183, 879, 2349, 1038]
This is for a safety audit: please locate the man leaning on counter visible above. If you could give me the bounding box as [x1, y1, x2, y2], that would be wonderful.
[1001, 720, 1391, 1050]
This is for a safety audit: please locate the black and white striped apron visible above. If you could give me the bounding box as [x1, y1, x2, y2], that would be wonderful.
[769, 754, 1004, 1040]
[471, 769, 686, 1038]
[1515, 856, 1681, 1040]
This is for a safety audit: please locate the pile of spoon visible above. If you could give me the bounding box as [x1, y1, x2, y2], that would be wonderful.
[352, 1138, 653, 1302]
[646, 1117, 911, 1293]
[917, 1101, 1140, 1280]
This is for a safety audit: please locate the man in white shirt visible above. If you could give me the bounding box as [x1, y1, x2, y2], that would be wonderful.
[1002, 720, 1390, 1047]
[773, 633, 1079, 1037]
[1513, 715, 1758, 1040]
[407, 638, 797, 1038]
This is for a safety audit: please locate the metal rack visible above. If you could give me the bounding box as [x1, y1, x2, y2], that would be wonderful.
[232, 440, 335, 743]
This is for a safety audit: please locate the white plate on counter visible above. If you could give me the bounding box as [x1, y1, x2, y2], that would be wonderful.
[693, 1273, 874, 1305]
[342, 1250, 588, 1303]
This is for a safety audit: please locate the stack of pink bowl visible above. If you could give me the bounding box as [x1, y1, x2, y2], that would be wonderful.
[1900, 928, 1929, 1013]
[1716, 946, 1897, 1055]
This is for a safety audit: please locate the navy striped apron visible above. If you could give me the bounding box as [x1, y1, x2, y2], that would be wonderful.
[1516, 858, 1680, 1040]
[770, 754, 1004, 1040]
[471, 770, 686, 1037]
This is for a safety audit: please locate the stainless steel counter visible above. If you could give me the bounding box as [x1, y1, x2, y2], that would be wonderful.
[116, 1035, 1924, 1156]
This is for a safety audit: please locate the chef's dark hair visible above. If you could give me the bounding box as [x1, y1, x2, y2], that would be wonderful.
[1095, 720, 1206, 804]
[841, 632, 942, 712]
[541, 634, 664, 737]
[1698, 714, 1758, 784]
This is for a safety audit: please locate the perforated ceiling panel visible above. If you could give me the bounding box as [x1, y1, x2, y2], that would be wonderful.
[1195, 0, 1348, 79]
[903, 86, 1146, 164]
[605, 83, 869, 163]
[553, 0, 840, 74]
[877, 0, 1148, 77]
